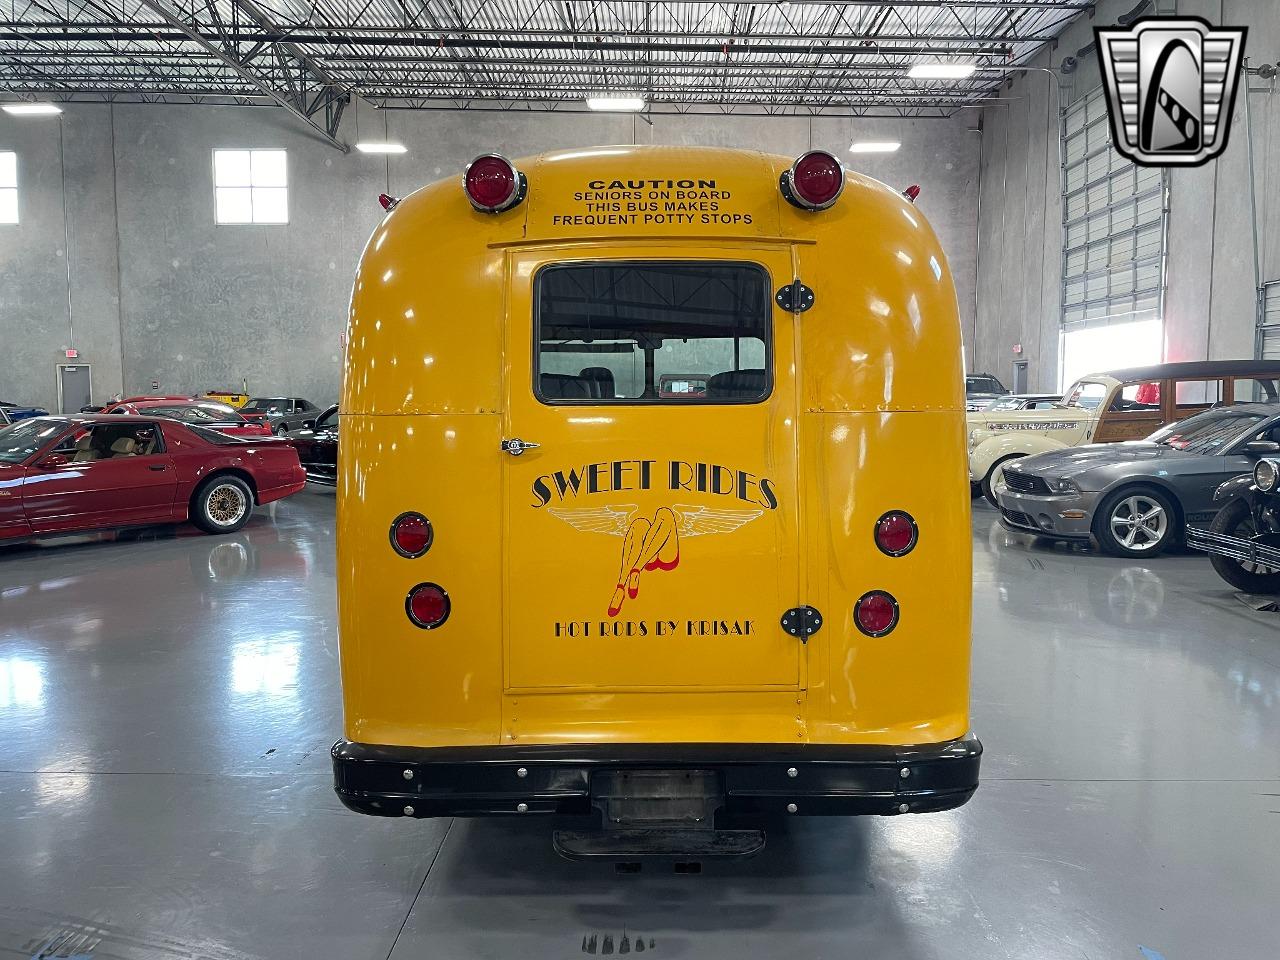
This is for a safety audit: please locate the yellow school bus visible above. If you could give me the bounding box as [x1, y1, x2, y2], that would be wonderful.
[332, 146, 980, 858]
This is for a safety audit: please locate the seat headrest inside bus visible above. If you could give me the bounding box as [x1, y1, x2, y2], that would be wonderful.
[578, 367, 616, 399]
[540, 373, 593, 399]
[706, 369, 767, 400]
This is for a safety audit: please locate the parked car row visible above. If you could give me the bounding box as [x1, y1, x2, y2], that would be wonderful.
[968, 360, 1280, 505]
[0, 400, 50, 423]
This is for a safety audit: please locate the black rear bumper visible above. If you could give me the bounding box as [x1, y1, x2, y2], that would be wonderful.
[331, 734, 982, 820]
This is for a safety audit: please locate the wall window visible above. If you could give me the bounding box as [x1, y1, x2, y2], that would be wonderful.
[535, 262, 770, 403]
[213, 149, 287, 224]
[0, 151, 17, 224]
[1059, 87, 1167, 387]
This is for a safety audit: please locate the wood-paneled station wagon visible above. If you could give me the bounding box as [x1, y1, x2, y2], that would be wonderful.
[969, 360, 1280, 506]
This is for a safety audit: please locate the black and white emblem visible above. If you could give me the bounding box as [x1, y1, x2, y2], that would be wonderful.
[1096, 17, 1247, 167]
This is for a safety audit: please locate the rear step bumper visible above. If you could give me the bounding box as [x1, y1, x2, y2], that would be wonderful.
[331, 734, 982, 819]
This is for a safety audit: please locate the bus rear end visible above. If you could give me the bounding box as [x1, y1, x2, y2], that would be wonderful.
[332, 146, 979, 857]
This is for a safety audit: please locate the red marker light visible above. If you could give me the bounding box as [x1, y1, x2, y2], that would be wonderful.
[406, 582, 451, 629]
[874, 511, 918, 557]
[854, 591, 899, 637]
[463, 154, 525, 213]
[390, 512, 434, 558]
[379, 193, 400, 210]
[903, 184, 921, 203]
[782, 150, 846, 211]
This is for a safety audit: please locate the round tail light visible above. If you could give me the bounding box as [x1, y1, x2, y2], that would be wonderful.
[463, 154, 525, 213]
[390, 512, 434, 558]
[874, 511, 918, 556]
[854, 591, 899, 637]
[781, 150, 846, 211]
[406, 582, 451, 630]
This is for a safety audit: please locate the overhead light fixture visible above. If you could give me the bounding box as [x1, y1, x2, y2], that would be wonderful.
[355, 142, 408, 154]
[850, 141, 901, 154]
[907, 63, 977, 80]
[585, 95, 646, 112]
[2, 102, 62, 116]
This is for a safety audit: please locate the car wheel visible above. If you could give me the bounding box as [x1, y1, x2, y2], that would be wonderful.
[192, 474, 254, 534]
[274, 423, 288, 436]
[981, 455, 1024, 509]
[1094, 486, 1178, 558]
[1206, 498, 1280, 593]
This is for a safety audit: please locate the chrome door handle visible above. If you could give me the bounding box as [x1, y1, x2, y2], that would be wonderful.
[501, 438, 540, 456]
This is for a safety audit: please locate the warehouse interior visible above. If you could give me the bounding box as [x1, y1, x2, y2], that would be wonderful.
[2, 0, 1280, 958]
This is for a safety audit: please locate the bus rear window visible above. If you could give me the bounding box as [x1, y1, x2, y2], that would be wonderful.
[535, 262, 770, 404]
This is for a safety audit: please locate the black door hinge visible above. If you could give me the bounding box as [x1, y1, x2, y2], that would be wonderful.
[775, 280, 815, 313]
[780, 605, 823, 642]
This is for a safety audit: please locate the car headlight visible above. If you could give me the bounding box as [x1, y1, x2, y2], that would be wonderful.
[1255, 458, 1279, 493]
[1046, 477, 1081, 495]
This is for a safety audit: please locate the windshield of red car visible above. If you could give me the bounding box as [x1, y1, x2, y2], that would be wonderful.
[143, 404, 246, 424]
[0, 418, 68, 464]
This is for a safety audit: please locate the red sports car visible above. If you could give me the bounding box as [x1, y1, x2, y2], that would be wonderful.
[0, 415, 306, 541]
[102, 399, 273, 437]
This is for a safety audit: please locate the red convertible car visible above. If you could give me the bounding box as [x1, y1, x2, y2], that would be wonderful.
[0, 415, 306, 541]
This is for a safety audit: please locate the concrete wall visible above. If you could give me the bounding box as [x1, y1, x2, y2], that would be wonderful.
[0, 105, 979, 413]
[976, 0, 1280, 391]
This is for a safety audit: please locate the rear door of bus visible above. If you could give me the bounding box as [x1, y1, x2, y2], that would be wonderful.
[502, 247, 802, 692]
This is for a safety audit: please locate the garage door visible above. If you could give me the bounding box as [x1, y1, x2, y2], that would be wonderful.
[1260, 281, 1280, 360]
[1060, 86, 1168, 383]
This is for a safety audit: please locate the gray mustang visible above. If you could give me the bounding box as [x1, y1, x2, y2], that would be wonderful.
[995, 403, 1280, 558]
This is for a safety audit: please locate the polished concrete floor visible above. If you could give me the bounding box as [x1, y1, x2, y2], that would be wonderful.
[1, 490, 1278, 960]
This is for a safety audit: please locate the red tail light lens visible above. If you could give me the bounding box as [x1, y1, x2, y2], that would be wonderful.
[782, 150, 846, 211]
[854, 591, 899, 637]
[390, 512, 434, 558]
[463, 154, 525, 213]
[874, 511, 918, 557]
[406, 582, 450, 629]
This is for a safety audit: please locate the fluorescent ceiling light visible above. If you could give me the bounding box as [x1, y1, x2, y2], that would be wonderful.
[355, 141, 407, 154]
[850, 141, 901, 154]
[586, 95, 646, 112]
[907, 63, 976, 80]
[2, 102, 63, 116]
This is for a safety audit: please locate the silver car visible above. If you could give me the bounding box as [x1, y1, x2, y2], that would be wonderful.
[994, 404, 1280, 558]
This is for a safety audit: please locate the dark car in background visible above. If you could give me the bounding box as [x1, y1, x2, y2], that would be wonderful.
[965, 374, 1009, 411]
[1187, 456, 1280, 594]
[240, 397, 321, 435]
[1, 400, 50, 422]
[285, 404, 338, 485]
[995, 404, 1280, 558]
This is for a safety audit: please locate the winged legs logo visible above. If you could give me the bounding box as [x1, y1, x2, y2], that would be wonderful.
[1096, 17, 1247, 167]
[548, 504, 763, 616]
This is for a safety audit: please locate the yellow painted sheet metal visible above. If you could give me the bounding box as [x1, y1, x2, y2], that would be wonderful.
[338, 145, 970, 750]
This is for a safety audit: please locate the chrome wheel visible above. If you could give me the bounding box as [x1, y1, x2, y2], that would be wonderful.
[206, 483, 248, 527]
[1108, 495, 1168, 552]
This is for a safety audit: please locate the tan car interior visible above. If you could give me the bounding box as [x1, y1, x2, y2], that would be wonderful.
[67, 427, 159, 462]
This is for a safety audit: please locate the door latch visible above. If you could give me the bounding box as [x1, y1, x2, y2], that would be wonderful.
[501, 438, 540, 456]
